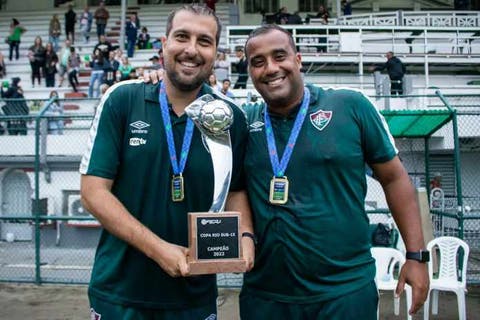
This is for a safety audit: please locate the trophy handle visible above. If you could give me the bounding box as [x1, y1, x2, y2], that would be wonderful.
[204, 133, 232, 213]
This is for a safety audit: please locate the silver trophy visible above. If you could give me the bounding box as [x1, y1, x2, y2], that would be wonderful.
[185, 94, 246, 275]
[185, 94, 234, 212]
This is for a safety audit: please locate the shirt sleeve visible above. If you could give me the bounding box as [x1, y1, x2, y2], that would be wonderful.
[79, 85, 126, 178]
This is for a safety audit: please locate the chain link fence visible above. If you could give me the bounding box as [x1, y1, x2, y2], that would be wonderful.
[0, 93, 479, 286]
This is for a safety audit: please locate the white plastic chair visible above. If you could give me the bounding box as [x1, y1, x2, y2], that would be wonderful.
[371, 247, 412, 320]
[423, 236, 470, 320]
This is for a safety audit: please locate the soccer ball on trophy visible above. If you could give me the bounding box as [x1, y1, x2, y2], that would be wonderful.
[198, 99, 233, 134]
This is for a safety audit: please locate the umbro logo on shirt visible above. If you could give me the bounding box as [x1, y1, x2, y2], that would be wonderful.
[249, 121, 264, 132]
[130, 120, 150, 134]
[310, 110, 332, 131]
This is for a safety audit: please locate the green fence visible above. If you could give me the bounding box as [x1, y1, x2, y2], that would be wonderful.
[0, 93, 479, 286]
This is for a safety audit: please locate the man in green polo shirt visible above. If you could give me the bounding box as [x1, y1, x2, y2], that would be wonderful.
[79, 5, 254, 319]
[239, 25, 429, 319]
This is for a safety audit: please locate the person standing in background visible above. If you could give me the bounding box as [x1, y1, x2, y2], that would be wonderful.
[80, 6, 93, 44]
[7, 18, 26, 61]
[44, 42, 59, 87]
[373, 51, 406, 95]
[65, 4, 77, 44]
[28, 36, 46, 87]
[94, 1, 110, 41]
[125, 13, 139, 58]
[49, 14, 61, 52]
[233, 46, 248, 89]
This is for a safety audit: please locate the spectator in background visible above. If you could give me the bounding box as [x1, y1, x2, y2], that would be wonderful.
[45, 90, 64, 135]
[94, 1, 110, 40]
[49, 14, 61, 52]
[80, 6, 93, 44]
[0, 52, 6, 78]
[454, 0, 470, 10]
[118, 56, 134, 81]
[220, 78, 234, 98]
[287, 11, 303, 24]
[126, 13, 139, 58]
[148, 55, 163, 70]
[7, 18, 26, 61]
[430, 172, 442, 190]
[58, 39, 71, 87]
[275, 7, 290, 25]
[342, 0, 352, 15]
[93, 35, 113, 60]
[67, 46, 81, 92]
[1, 77, 28, 135]
[28, 36, 46, 87]
[373, 51, 406, 95]
[45, 42, 59, 87]
[137, 26, 150, 49]
[214, 51, 229, 82]
[233, 46, 248, 89]
[204, 0, 217, 12]
[65, 4, 77, 44]
[104, 50, 119, 86]
[88, 48, 106, 98]
[207, 73, 220, 89]
[315, 5, 329, 24]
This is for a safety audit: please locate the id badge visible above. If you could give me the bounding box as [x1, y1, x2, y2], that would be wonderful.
[171, 175, 184, 202]
[269, 176, 289, 205]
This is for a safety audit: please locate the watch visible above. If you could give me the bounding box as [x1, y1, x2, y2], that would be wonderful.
[406, 250, 430, 263]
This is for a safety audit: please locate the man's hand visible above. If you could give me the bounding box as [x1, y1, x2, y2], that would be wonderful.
[143, 69, 164, 84]
[396, 260, 429, 315]
[242, 236, 255, 271]
[152, 241, 190, 277]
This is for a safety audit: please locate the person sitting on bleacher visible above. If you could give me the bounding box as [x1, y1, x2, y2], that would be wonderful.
[137, 27, 150, 50]
[118, 56, 134, 81]
[0, 77, 28, 135]
[45, 90, 64, 135]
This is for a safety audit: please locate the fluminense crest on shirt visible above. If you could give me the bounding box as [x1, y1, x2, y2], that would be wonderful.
[309, 110, 332, 131]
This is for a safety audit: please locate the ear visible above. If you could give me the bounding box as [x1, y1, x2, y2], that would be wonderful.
[295, 52, 302, 70]
[161, 36, 167, 47]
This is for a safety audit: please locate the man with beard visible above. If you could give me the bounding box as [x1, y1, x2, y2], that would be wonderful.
[239, 25, 429, 319]
[80, 5, 254, 319]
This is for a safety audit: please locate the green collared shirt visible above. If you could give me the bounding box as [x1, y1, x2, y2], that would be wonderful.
[80, 80, 248, 308]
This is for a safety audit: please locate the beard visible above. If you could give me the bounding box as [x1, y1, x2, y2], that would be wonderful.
[164, 61, 210, 92]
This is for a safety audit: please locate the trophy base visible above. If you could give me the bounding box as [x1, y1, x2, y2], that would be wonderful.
[188, 258, 247, 275]
[188, 211, 245, 275]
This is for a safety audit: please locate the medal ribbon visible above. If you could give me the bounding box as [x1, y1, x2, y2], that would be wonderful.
[264, 88, 310, 177]
[159, 81, 194, 176]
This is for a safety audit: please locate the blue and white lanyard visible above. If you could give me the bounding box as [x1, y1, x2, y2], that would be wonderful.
[264, 88, 310, 177]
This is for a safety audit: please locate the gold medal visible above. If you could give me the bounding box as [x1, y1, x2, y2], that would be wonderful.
[269, 176, 289, 205]
[171, 174, 184, 202]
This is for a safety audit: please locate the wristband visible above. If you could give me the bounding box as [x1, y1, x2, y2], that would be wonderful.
[242, 232, 257, 245]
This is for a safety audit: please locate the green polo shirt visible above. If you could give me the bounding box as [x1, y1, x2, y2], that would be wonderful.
[80, 80, 248, 309]
[242, 84, 397, 303]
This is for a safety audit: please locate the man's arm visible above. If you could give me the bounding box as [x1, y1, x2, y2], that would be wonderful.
[225, 190, 255, 271]
[80, 174, 190, 277]
[371, 156, 429, 315]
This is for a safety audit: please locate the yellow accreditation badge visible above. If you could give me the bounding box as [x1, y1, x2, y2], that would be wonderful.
[269, 176, 289, 205]
[171, 174, 184, 202]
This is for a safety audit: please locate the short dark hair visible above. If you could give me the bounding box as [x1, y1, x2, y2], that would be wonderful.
[222, 79, 231, 84]
[244, 24, 297, 59]
[166, 4, 221, 46]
